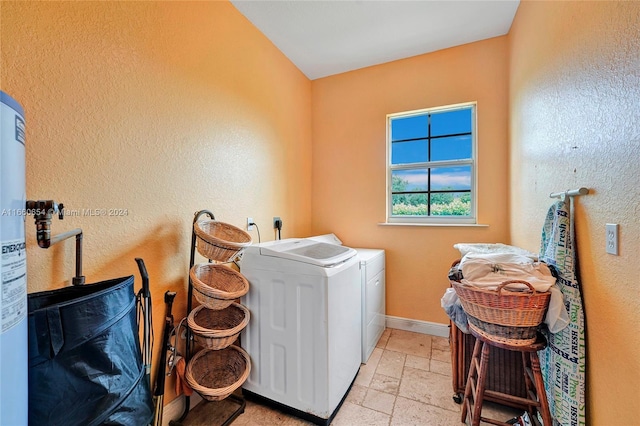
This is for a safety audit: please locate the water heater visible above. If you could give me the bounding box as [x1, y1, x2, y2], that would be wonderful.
[0, 91, 28, 425]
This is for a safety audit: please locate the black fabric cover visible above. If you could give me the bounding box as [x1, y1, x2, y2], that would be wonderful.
[27, 276, 153, 426]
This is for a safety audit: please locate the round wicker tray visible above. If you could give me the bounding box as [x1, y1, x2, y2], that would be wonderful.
[190, 263, 249, 310]
[185, 346, 251, 401]
[187, 303, 250, 350]
[467, 316, 538, 346]
[194, 220, 252, 262]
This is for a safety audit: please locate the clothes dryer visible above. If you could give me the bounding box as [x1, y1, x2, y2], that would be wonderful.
[357, 248, 385, 363]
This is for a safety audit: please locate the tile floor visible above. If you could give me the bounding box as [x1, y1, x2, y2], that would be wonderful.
[183, 328, 521, 425]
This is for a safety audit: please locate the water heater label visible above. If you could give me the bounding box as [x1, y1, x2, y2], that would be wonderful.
[1, 238, 27, 334]
[15, 116, 25, 146]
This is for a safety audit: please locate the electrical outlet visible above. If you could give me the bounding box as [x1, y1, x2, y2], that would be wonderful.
[605, 223, 618, 255]
[273, 216, 281, 229]
[247, 217, 254, 231]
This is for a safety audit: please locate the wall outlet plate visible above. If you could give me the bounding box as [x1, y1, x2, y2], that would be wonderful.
[273, 216, 281, 229]
[247, 217, 254, 231]
[605, 223, 618, 255]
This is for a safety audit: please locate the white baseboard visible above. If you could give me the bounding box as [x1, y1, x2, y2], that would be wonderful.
[385, 315, 449, 338]
[162, 393, 203, 426]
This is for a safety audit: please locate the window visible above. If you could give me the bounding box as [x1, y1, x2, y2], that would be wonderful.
[387, 102, 476, 224]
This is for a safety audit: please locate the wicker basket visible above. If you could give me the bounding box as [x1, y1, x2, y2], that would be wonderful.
[194, 220, 252, 262]
[452, 279, 551, 345]
[190, 263, 249, 310]
[467, 316, 538, 346]
[452, 280, 550, 327]
[187, 303, 250, 350]
[185, 346, 251, 402]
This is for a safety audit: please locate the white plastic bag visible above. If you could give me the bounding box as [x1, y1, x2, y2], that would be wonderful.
[440, 287, 458, 309]
[441, 288, 469, 333]
[545, 285, 570, 333]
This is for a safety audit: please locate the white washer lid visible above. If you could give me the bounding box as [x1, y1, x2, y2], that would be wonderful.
[307, 233, 343, 245]
[258, 238, 356, 267]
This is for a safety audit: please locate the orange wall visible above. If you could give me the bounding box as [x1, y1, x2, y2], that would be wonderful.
[509, 1, 640, 423]
[1, 1, 312, 403]
[311, 37, 510, 324]
[4, 0, 637, 421]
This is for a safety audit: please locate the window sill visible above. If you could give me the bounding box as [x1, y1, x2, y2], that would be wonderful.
[378, 222, 489, 228]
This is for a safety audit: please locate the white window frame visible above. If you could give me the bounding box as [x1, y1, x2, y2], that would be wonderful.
[386, 102, 477, 225]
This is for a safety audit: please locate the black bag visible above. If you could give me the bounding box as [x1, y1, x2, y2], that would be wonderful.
[28, 276, 153, 426]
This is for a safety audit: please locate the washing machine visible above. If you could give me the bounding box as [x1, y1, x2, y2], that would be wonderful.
[240, 238, 361, 425]
[309, 234, 385, 363]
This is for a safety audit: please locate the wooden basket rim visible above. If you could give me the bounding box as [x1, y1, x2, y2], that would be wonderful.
[185, 346, 251, 399]
[187, 303, 250, 337]
[190, 263, 249, 300]
[452, 279, 546, 297]
[194, 220, 252, 249]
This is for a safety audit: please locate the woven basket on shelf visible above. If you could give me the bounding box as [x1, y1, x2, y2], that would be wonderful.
[190, 263, 249, 310]
[194, 220, 252, 262]
[187, 303, 250, 350]
[452, 279, 551, 345]
[185, 346, 251, 402]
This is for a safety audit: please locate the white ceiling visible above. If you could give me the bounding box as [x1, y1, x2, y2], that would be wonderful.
[230, 0, 520, 80]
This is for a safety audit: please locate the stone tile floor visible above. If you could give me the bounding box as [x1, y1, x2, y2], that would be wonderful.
[182, 328, 521, 425]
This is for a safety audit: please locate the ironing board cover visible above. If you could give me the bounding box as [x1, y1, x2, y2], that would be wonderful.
[539, 200, 586, 426]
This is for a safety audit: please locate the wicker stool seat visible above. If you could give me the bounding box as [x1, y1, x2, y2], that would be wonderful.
[461, 327, 552, 426]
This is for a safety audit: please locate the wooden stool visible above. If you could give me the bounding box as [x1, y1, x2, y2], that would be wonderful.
[461, 327, 552, 426]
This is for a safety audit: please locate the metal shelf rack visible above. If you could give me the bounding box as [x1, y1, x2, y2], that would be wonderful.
[169, 209, 246, 426]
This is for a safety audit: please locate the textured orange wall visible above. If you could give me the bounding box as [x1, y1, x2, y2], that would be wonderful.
[1, 0, 312, 403]
[509, 1, 640, 423]
[311, 37, 510, 324]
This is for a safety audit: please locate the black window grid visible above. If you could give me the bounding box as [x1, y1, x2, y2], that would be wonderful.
[390, 112, 473, 217]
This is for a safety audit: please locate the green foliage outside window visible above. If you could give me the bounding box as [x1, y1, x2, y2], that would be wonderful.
[392, 176, 470, 216]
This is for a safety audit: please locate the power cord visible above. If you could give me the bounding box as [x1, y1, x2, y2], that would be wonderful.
[274, 218, 282, 240]
[248, 222, 261, 243]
